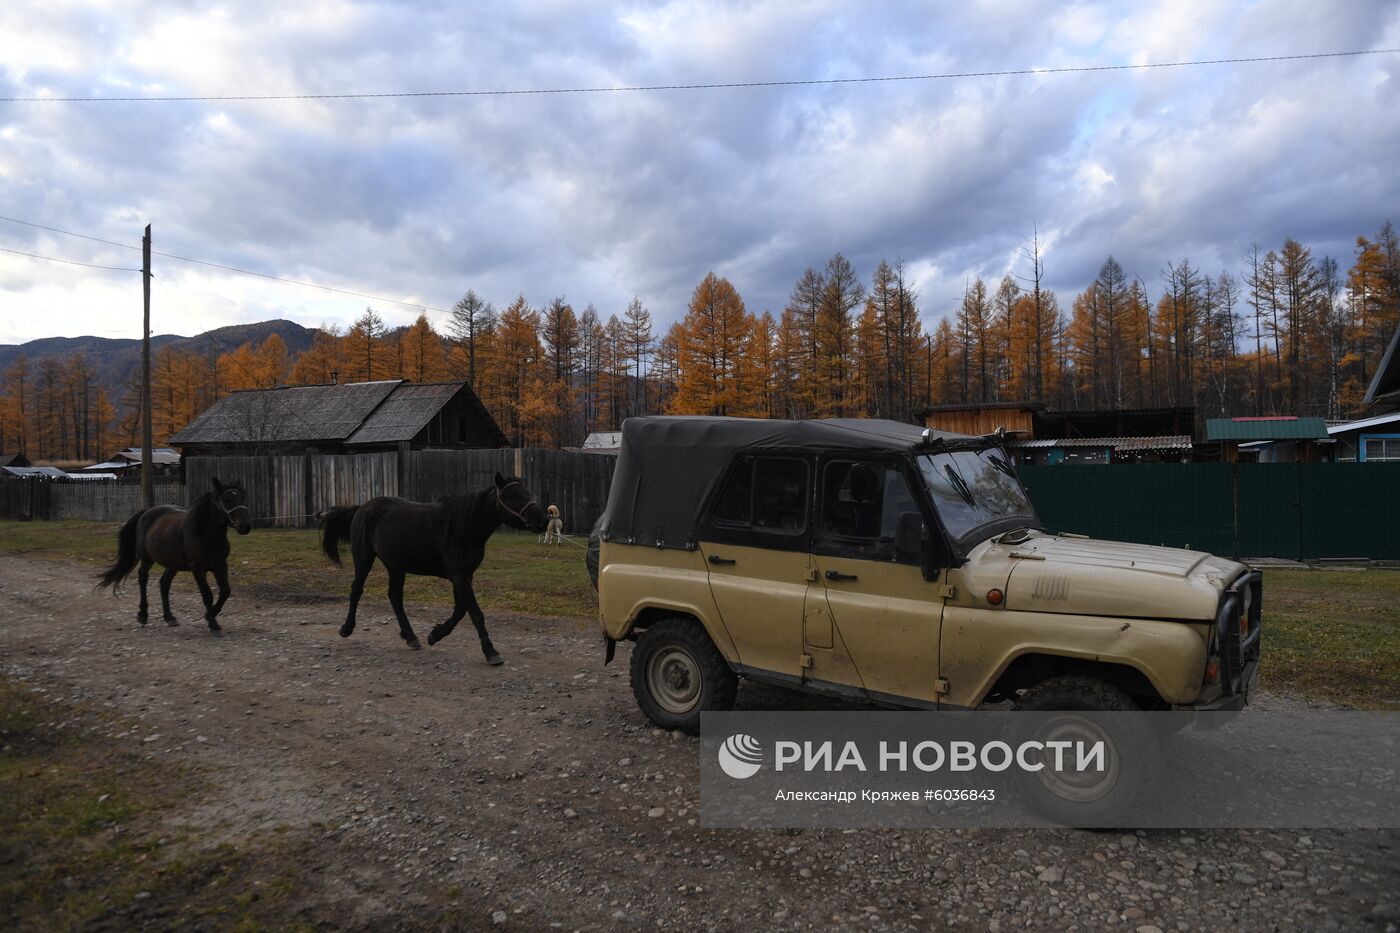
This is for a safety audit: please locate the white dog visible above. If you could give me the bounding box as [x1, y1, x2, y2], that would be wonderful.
[541, 505, 564, 545]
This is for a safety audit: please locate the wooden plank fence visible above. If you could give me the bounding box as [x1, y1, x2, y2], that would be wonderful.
[0, 479, 184, 524]
[0, 449, 621, 534]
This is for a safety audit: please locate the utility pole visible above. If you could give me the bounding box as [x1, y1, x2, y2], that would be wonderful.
[141, 224, 154, 509]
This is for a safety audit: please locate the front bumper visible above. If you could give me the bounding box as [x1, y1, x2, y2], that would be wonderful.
[1216, 571, 1263, 701]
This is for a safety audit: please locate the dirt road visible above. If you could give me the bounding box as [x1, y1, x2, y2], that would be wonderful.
[2, 552, 1396, 931]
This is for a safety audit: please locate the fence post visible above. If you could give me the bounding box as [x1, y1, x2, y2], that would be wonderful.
[303, 450, 315, 528]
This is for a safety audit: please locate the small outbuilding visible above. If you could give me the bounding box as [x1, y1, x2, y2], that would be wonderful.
[0, 453, 31, 469]
[169, 379, 507, 456]
[1206, 416, 1331, 463]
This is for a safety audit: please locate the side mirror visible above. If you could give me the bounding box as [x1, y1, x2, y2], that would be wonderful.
[895, 512, 923, 563]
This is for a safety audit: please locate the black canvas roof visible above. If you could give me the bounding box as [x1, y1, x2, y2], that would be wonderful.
[595, 416, 967, 551]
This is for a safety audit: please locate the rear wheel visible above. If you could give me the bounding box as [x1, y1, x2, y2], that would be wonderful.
[630, 618, 737, 734]
[1011, 676, 1160, 825]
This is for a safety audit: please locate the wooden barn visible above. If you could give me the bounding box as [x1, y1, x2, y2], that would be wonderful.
[170, 380, 507, 456]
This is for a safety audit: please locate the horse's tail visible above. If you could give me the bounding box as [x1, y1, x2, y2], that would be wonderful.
[319, 506, 359, 567]
[97, 509, 145, 591]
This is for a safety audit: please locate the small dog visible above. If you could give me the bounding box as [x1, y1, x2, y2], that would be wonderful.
[541, 505, 564, 545]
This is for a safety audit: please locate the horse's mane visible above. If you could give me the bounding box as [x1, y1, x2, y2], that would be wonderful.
[434, 488, 490, 542]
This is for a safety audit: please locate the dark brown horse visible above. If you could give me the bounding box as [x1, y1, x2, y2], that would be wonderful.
[98, 478, 253, 635]
[319, 473, 548, 663]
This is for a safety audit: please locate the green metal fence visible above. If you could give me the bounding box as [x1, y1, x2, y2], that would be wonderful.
[1018, 462, 1400, 560]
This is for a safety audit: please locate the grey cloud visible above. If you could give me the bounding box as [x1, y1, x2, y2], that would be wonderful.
[1, 0, 1398, 342]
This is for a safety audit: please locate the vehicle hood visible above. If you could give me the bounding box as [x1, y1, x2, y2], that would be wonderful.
[997, 532, 1246, 621]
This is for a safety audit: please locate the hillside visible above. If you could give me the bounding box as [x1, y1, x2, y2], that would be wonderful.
[0, 319, 317, 402]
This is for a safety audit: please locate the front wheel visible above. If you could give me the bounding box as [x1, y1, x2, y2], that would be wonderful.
[1010, 676, 1161, 825]
[630, 618, 737, 734]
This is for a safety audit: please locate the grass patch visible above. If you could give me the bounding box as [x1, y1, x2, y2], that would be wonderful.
[1258, 568, 1400, 709]
[0, 519, 596, 622]
[0, 679, 314, 931]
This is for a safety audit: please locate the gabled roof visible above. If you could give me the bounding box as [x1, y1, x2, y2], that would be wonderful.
[169, 379, 506, 448]
[0, 453, 29, 468]
[170, 380, 400, 445]
[345, 382, 508, 447]
[1205, 417, 1330, 442]
[1365, 323, 1400, 411]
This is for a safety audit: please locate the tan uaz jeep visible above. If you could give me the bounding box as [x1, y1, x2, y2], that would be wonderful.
[588, 417, 1262, 734]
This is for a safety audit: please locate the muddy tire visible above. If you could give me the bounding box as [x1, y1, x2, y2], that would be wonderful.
[1010, 676, 1160, 826]
[630, 618, 737, 734]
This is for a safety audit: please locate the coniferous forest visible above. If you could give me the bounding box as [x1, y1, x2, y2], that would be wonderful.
[3, 222, 1397, 457]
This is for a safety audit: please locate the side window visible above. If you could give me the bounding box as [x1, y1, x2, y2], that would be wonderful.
[818, 460, 925, 563]
[712, 461, 754, 525]
[707, 457, 808, 534]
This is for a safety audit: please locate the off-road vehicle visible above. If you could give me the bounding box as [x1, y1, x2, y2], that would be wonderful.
[587, 417, 1262, 735]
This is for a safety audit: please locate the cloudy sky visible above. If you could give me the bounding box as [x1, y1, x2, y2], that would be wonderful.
[1, 0, 1398, 346]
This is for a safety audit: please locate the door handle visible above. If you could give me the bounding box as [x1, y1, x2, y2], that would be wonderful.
[825, 570, 858, 581]
[708, 555, 736, 565]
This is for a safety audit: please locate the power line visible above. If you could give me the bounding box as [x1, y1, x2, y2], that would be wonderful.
[2, 48, 1395, 103]
[0, 214, 443, 314]
[0, 215, 134, 250]
[0, 244, 140, 272]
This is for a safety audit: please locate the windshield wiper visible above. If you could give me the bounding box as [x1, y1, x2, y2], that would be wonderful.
[987, 452, 1017, 479]
[943, 464, 976, 507]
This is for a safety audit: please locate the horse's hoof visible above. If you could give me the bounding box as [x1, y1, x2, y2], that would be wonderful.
[406, 637, 422, 650]
[209, 628, 223, 637]
[426, 628, 442, 646]
[486, 654, 504, 666]
[339, 625, 353, 638]
[164, 616, 179, 627]
[136, 613, 148, 626]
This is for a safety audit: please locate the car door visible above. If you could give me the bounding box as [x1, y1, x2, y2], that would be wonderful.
[697, 455, 812, 680]
[809, 458, 947, 706]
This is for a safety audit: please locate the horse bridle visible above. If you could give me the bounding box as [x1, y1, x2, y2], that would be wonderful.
[214, 494, 251, 527]
[495, 481, 538, 525]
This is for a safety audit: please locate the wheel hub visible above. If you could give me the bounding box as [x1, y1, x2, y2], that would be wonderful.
[648, 646, 702, 715]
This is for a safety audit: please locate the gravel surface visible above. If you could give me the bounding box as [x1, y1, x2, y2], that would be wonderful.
[1, 552, 1396, 932]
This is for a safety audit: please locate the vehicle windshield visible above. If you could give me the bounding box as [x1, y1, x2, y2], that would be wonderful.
[917, 447, 1037, 541]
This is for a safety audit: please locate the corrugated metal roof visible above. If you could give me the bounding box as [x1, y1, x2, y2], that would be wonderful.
[1205, 417, 1330, 441]
[113, 447, 181, 464]
[170, 381, 401, 444]
[920, 400, 1045, 414]
[1328, 410, 1400, 435]
[2, 466, 68, 478]
[1008, 435, 1193, 451]
[345, 382, 463, 446]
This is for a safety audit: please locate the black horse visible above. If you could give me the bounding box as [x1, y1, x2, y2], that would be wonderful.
[319, 473, 548, 663]
[98, 478, 253, 635]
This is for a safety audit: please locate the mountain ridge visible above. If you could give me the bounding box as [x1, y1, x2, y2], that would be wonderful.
[0, 319, 317, 402]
